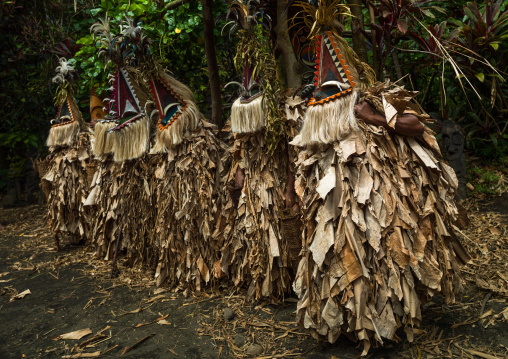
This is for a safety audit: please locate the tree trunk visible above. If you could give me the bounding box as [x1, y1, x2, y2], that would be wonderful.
[368, 5, 381, 81]
[275, 0, 301, 90]
[346, 0, 367, 63]
[392, 50, 404, 84]
[200, 0, 222, 126]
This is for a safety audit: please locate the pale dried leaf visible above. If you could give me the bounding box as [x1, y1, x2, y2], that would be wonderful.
[53, 328, 92, 341]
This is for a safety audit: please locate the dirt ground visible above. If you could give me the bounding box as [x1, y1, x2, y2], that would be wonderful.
[0, 194, 507, 359]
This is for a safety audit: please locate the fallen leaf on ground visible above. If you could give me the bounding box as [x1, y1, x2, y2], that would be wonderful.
[135, 314, 169, 328]
[168, 347, 178, 355]
[479, 308, 494, 319]
[61, 351, 100, 358]
[53, 328, 92, 341]
[487, 227, 501, 235]
[114, 303, 154, 316]
[157, 319, 171, 325]
[78, 326, 110, 348]
[454, 344, 503, 359]
[10, 289, 31, 302]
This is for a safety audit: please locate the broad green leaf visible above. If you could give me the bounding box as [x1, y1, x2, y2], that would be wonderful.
[464, 7, 477, 22]
[421, 9, 435, 18]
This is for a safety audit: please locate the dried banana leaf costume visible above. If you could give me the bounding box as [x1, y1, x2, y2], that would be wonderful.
[290, 1, 469, 351]
[44, 58, 93, 244]
[218, 1, 306, 301]
[144, 41, 224, 294]
[86, 19, 155, 265]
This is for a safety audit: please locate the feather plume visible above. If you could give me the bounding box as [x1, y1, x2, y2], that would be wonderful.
[220, 0, 272, 36]
[52, 58, 76, 84]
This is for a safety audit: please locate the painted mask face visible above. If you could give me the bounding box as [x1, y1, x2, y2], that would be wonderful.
[108, 67, 145, 131]
[52, 97, 76, 126]
[308, 31, 356, 107]
[102, 67, 152, 161]
[148, 76, 187, 131]
[47, 94, 81, 148]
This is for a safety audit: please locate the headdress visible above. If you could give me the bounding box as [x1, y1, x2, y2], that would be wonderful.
[223, 0, 285, 153]
[89, 18, 118, 156]
[91, 16, 151, 161]
[129, 19, 201, 153]
[147, 72, 201, 153]
[46, 58, 83, 147]
[289, 0, 376, 145]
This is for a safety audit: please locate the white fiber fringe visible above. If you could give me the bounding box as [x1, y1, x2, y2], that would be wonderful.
[46, 121, 80, 147]
[230, 95, 266, 134]
[92, 121, 117, 156]
[109, 115, 151, 162]
[299, 90, 359, 146]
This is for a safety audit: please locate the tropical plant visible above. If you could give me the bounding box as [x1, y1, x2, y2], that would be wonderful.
[1, 0, 507, 198]
[425, 1, 508, 157]
[364, 0, 445, 78]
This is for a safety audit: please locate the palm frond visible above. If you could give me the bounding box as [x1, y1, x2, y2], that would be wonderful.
[289, 0, 351, 39]
[220, 0, 271, 36]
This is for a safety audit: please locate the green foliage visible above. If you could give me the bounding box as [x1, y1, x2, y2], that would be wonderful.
[365, 0, 508, 159]
[1, 0, 507, 196]
[0, 1, 63, 184]
[467, 164, 508, 196]
[0, 0, 236, 194]
[445, 1, 508, 156]
[74, 0, 232, 108]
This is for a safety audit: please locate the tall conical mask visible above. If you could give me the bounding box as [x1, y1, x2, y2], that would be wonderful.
[46, 58, 82, 147]
[230, 52, 266, 134]
[308, 31, 356, 106]
[106, 67, 151, 162]
[109, 67, 144, 127]
[148, 70, 200, 153]
[298, 31, 361, 146]
[90, 16, 152, 162]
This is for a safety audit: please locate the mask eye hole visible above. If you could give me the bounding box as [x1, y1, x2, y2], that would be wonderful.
[123, 110, 137, 117]
[314, 81, 351, 100]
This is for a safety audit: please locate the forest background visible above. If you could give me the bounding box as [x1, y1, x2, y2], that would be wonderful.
[0, 0, 507, 202]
